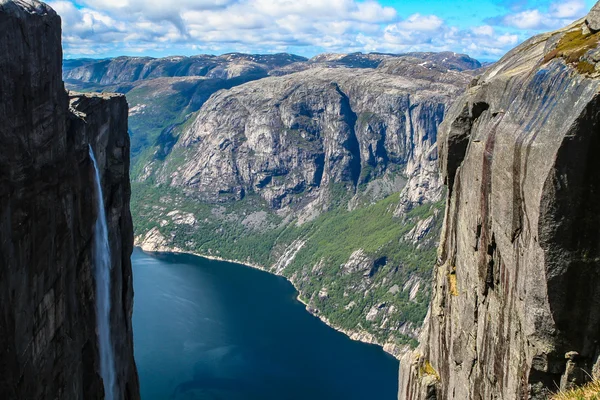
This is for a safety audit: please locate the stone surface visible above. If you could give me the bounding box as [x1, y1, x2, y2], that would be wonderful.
[0, 1, 139, 398]
[63, 53, 308, 85]
[399, 15, 600, 400]
[587, 2, 600, 32]
[144, 64, 471, 213]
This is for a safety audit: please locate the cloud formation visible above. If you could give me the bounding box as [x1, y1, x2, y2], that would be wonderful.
[494, 0, 587, 30]
[52, 0, 592, 60]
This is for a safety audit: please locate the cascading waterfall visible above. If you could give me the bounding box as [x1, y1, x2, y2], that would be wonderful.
[89, 145, 116, 400]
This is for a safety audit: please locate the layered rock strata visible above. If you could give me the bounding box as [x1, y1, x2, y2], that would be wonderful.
[399, 11, 600, 400]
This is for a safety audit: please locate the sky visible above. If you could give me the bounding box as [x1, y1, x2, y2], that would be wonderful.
[52, 0, 597, 61]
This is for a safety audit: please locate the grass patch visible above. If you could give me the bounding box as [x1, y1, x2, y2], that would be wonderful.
[448, 269, 459, 296]
[543, 28, 600, 74]
[420, 360, 440, 380]
[553, 380, 600, 400]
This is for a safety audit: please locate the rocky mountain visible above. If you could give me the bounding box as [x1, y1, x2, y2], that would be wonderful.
[61, 27, 483, 357]
[63, 53, 308, 86]
[0, 1, 139, 398]
[132, 54, 480, 355]
[399, 6, 600, 400]
[62, 52, 482, 167]
[63, 54, 308, 162]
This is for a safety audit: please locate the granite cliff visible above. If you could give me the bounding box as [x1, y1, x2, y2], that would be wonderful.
[399, 6, 600, 399]
[131, 55, 479, 355]
[0, 1, 139, 398]
[62, 52, 481, 169]
[63, 53, 308, 163]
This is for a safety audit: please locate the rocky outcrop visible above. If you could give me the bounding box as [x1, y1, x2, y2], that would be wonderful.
[132, 55, 473, 356]
[0, 1, 139, 399]
[63, 52, 481, 169]
[63, 53, 307, 86]
[399, 12, 600, 400]
[145, 64, 471, 213]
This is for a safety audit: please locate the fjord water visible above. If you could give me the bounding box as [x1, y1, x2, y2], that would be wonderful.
[89, 146, 116, 400]
[132, 249, 399, 400]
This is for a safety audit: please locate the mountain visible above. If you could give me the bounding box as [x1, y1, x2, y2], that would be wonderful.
[63, 53, 308, 162]
[62, 52, 482, 164]
[400, 6, 600, 399]
[61, 31, 482, 357]
[130, 54, 480, 354]
[0, 1, 139, 398]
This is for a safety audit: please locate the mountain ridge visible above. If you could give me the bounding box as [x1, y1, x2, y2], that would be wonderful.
[399, 10, 600, 400]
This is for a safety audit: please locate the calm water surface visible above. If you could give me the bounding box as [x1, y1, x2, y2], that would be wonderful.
[132, 248, 399, 400]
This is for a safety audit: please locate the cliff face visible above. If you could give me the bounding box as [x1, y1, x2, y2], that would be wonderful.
[399, 11, 600, 400]
[0, 1, 139, 399]
[63, 54, 309, 164]
[146, 66, 464, 210]
[131, 57, 477, 355]
[62, 52, 481, 169]
[63, 53, 308, 86]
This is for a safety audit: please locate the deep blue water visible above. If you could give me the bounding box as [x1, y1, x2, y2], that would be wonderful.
[132, 248, 399, 400]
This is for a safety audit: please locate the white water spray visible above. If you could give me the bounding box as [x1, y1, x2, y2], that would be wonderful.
[89, 145, 116, 400]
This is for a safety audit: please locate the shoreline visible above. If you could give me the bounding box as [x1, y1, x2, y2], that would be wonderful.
[135, 243, 405, 360]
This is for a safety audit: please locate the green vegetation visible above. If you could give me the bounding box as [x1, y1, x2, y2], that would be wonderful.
[131, 181, 442, 348]
[553, 380, 600, 400]
[448, 269, 459, 296]
[420, 360, 440, 380]
[127, 85, 194, 161]
[543, 28, 600, 74]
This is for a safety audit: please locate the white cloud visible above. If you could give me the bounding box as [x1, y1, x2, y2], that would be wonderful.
[502, 9, 544, 29]
[495, 0, 586, 30]
[395, 14, 444, 32]
[550, 0, 585, 18]
[54, 0, 589, 60]
[471, 25, 495, 36]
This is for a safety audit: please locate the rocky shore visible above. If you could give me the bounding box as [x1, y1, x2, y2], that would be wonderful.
[135, 237, 407, 360]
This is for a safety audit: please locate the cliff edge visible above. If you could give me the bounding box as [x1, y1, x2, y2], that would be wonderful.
[399, 5, 600, 400]
[0, 1, 139, 398]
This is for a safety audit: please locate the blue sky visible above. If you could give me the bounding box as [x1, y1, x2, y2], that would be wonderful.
[51, 0, 596, 61]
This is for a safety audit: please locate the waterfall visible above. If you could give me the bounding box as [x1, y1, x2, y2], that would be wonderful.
[89, 145, 116, 400]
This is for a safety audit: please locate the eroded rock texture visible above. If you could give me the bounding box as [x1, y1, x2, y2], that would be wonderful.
[399, 13, 600, 400]
[144, 65, 471, 212]
[0, 1, 139, 399]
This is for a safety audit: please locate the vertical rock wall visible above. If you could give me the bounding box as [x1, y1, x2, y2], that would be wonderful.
[399, 13, 600, 400]
[0, 1, 139, 398]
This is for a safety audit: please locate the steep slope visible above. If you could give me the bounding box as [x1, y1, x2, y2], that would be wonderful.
[0, 1, 139, 398]
[63, 54, 307, 163]
[399, 9, 600, 400]
[133, 60, 476, 354]
[63, 53, 308, 85]
[63, 52, 481, 169]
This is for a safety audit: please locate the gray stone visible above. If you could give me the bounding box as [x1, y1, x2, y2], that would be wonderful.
[587, 1, 600, 32]
[399, 16, 600, 400]
[143, 64, 471, 213]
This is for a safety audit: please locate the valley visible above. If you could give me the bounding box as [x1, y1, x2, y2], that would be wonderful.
[64, 51, 482, 356]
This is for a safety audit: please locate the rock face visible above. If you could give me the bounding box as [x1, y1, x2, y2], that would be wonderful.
[0, 1, 139, 399]
[63, 53, 308, 85]
[399, 13, 600, 400]
[146, 64, 471, 212]
[63, 52, 481, 167]
[132, 55, 478, 355]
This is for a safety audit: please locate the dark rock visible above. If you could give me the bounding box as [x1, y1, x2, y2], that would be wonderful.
[0, 1, 139, 399]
